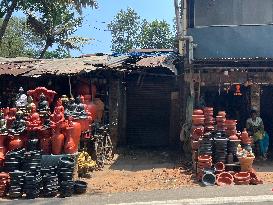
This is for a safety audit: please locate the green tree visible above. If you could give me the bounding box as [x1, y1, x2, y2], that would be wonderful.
[0, 17, 38, 57]
[108, 8, 140, 53]
[109, 8, 175, 53]
[0, 0, 97, 46]
[138, 20, 174, 49]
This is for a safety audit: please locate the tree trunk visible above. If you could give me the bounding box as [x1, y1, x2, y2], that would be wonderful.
[39, 40, 51, 59]
[0, 0, 18, 44]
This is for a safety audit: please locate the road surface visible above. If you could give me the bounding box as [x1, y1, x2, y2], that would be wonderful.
[1, 184, 273, 205]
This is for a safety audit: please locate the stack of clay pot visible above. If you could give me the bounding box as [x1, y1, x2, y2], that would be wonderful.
[214, 131, 229, 163]
[203, 107, 215, 132]
[240, 128, 252, 145]
[191, 109, 205, 167]
[234, 172, 250, 185]
[0, 172, 9, 197]
[227, 134, 241, 164]
[216, 111, 226, 131]
[199, 132, 213, 156]
[225, 120, 237, 136]
[197, 155, 213, 181]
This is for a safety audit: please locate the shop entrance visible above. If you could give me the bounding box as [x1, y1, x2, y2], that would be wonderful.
[260, 86, 273, 151]
[201, 86, 251, 131]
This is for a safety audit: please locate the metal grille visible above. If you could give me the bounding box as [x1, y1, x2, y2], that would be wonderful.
[126, 75, 173, 147]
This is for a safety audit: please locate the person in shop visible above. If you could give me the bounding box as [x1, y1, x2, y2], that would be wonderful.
[246, 109, 269, 160]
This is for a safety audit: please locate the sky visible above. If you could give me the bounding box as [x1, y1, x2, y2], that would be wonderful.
[72, 0, 175, 56]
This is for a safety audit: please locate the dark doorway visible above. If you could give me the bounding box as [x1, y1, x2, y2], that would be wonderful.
[201, 85, 251, 131]
[126, 75, 173, 147]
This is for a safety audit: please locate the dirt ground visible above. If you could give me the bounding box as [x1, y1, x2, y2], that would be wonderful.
[84, 149, 273, 194]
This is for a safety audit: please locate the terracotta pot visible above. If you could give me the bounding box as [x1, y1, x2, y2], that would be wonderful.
[241, 128, 249, 139]
[8, 134, 23, 151]
[229, 135, 238, 140]
[215, 162, 225, 172]
[191, 140, 199, 150]
[84, 95, 97, 120]
[193, 109, 203, 115]
[51, 128, 64, 155]
[234, 172, 250, 181]
[217, 177, 233, 186]
[191, 126, 204, 137]
[71, 121, 81, 147]
[40, 128, 52, 154]
[198, 155, 212, 162]
[64, 127, 78, 154]
[218, 172, 233, 181]
[75, 118, 89, 132]
[239, 157, 255, 171]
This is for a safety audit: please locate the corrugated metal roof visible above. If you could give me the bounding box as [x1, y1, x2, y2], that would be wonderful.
[0, 52, 178, 77]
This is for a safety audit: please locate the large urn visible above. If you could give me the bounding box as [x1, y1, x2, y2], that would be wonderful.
[40, 128, 52, 154]
[51, 127, 64, 155]
[8, 133, 23, 151]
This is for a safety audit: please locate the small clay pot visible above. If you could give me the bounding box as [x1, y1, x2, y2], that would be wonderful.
[193, 109, 203, 115]
[217, 177, 233, 186]
[215, 162, 225, 172]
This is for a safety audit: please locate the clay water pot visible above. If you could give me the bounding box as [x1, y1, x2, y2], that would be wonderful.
[75, 118, 88, 132]
[51, 128, 64, 155]
[8, 134, 23, 151]
[40, 128, 52, 154]
[64, 127, 77, 154]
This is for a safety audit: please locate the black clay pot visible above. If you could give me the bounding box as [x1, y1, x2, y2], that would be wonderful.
[74, 181, 87, 194]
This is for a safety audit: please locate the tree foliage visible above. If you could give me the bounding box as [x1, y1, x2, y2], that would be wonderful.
[138, 20, 174, 49]
[108, 8, 140, 53]
[0, 0, 97, 58]
[108, 8, 175, 53]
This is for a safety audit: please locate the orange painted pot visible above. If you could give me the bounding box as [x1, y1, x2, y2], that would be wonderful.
[52, 128, 64, 155]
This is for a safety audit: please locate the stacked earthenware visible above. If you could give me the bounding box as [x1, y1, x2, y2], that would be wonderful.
[41, 166, 59, 197]
[0, 172, 9, 197]
[227, 135, 241, 164]
[225, 120, 237, 136]
[4, 148, 25, 172]
[213, 132, 228, 163]
[234, 172, 250, 185]
[58, 156, 75, 198]
[216, 111, 226, 131]
[203, 107, 215, 132]
[8, 171, 25, 198]
[199, 132, 213, 156]
[22, 150, 42, 173]
[23, 171, 42, 199]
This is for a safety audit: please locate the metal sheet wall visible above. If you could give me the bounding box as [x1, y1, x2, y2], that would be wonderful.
[188, 25, 273, 58]
[126, 75, 173, 147]
[194, 0, 273, 26]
